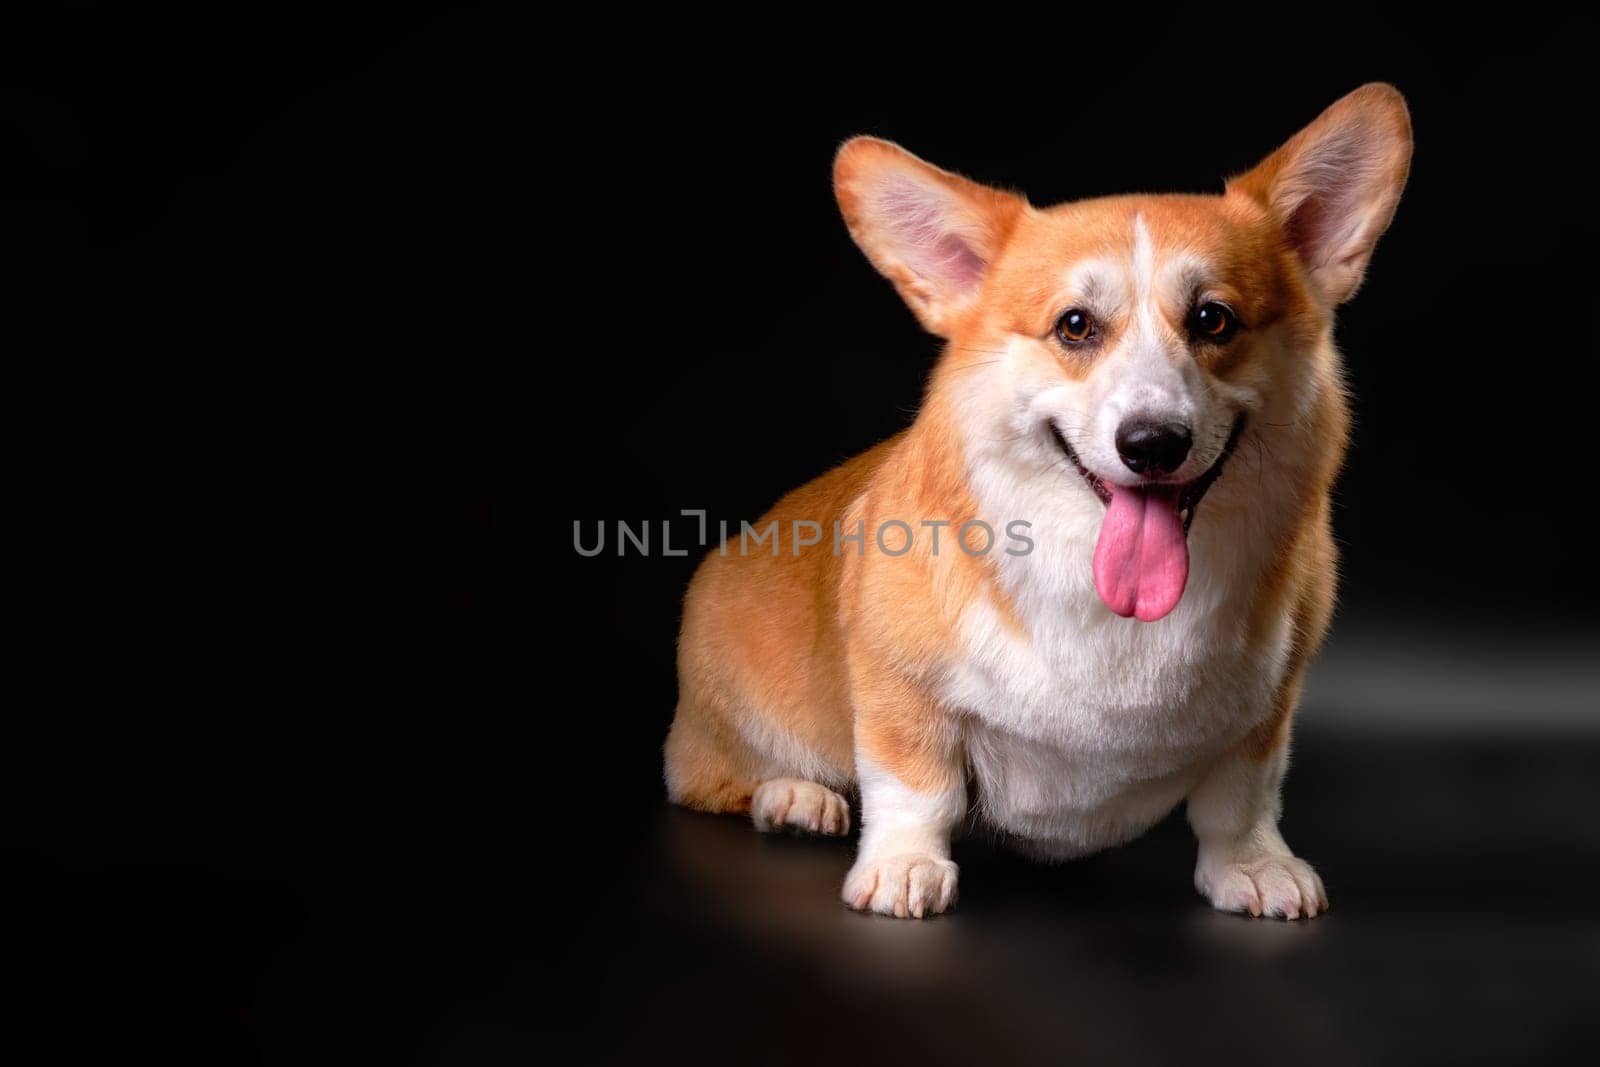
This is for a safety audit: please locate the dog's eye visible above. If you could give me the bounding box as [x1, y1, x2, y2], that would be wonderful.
[1054, 309, 1094, 345]
[1189, 302, 1238, 343]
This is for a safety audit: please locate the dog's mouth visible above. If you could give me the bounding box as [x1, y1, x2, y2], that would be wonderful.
[1049, 424, 1115, 507]
[1048, 416, 1246, 622]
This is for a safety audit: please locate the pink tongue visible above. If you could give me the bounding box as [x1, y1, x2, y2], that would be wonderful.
[1092, 484, 1189, 622]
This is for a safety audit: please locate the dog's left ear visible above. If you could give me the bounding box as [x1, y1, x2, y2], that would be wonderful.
[1229, 83, 1413, 304]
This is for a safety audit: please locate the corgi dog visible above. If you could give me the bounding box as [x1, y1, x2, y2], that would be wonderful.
[664, 85, 1411, 919]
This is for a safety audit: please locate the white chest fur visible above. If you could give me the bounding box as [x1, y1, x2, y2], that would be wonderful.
[942, 450, 1297, 859]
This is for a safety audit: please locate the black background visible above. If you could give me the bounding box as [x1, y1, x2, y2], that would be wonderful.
[9, 8, 1598, 1065]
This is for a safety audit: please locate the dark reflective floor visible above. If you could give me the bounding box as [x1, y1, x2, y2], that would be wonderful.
[577, 728, 1600, 1066]
[16, 706, 1600, 1064]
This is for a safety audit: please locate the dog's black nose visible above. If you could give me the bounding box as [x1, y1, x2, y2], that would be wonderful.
[1115, 420, 1192, 475]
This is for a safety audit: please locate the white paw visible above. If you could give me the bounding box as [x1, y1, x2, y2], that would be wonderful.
[751, 778, 851, 836]
[842, 853, 958, 918]
[1197, 853, 1328, 920]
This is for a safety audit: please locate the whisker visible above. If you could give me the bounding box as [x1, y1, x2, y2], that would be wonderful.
[946, 359, 1003, 374]
[1026, 452, 1075, 487]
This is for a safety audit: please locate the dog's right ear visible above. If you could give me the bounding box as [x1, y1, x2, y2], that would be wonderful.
[834, 138, 1026, 338]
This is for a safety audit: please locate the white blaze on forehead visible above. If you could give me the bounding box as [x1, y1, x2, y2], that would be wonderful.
[1131, 213, 1157, 304]
[1129, 212, 1214, 343]
[1129, 213, 1164, 352]
[1100, 211, 1217, 429]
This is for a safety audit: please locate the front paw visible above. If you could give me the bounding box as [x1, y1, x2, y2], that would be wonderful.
[1197, 854, 1327, 920]
[843, 853, 958, 918]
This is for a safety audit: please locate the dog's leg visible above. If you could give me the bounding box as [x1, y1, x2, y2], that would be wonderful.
[841, 677, 964, 919]
[1188, 521, 1335, 920]
[1186, 738, 1327, 920]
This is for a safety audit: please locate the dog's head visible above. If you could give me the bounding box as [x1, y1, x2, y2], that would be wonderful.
[834, 84, 1411, 621]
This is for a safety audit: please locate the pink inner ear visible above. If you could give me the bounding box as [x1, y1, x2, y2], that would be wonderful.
[931, 234, 986, 290]
[1284, 132, 1386, 270]
[876, 177, 987, 294]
